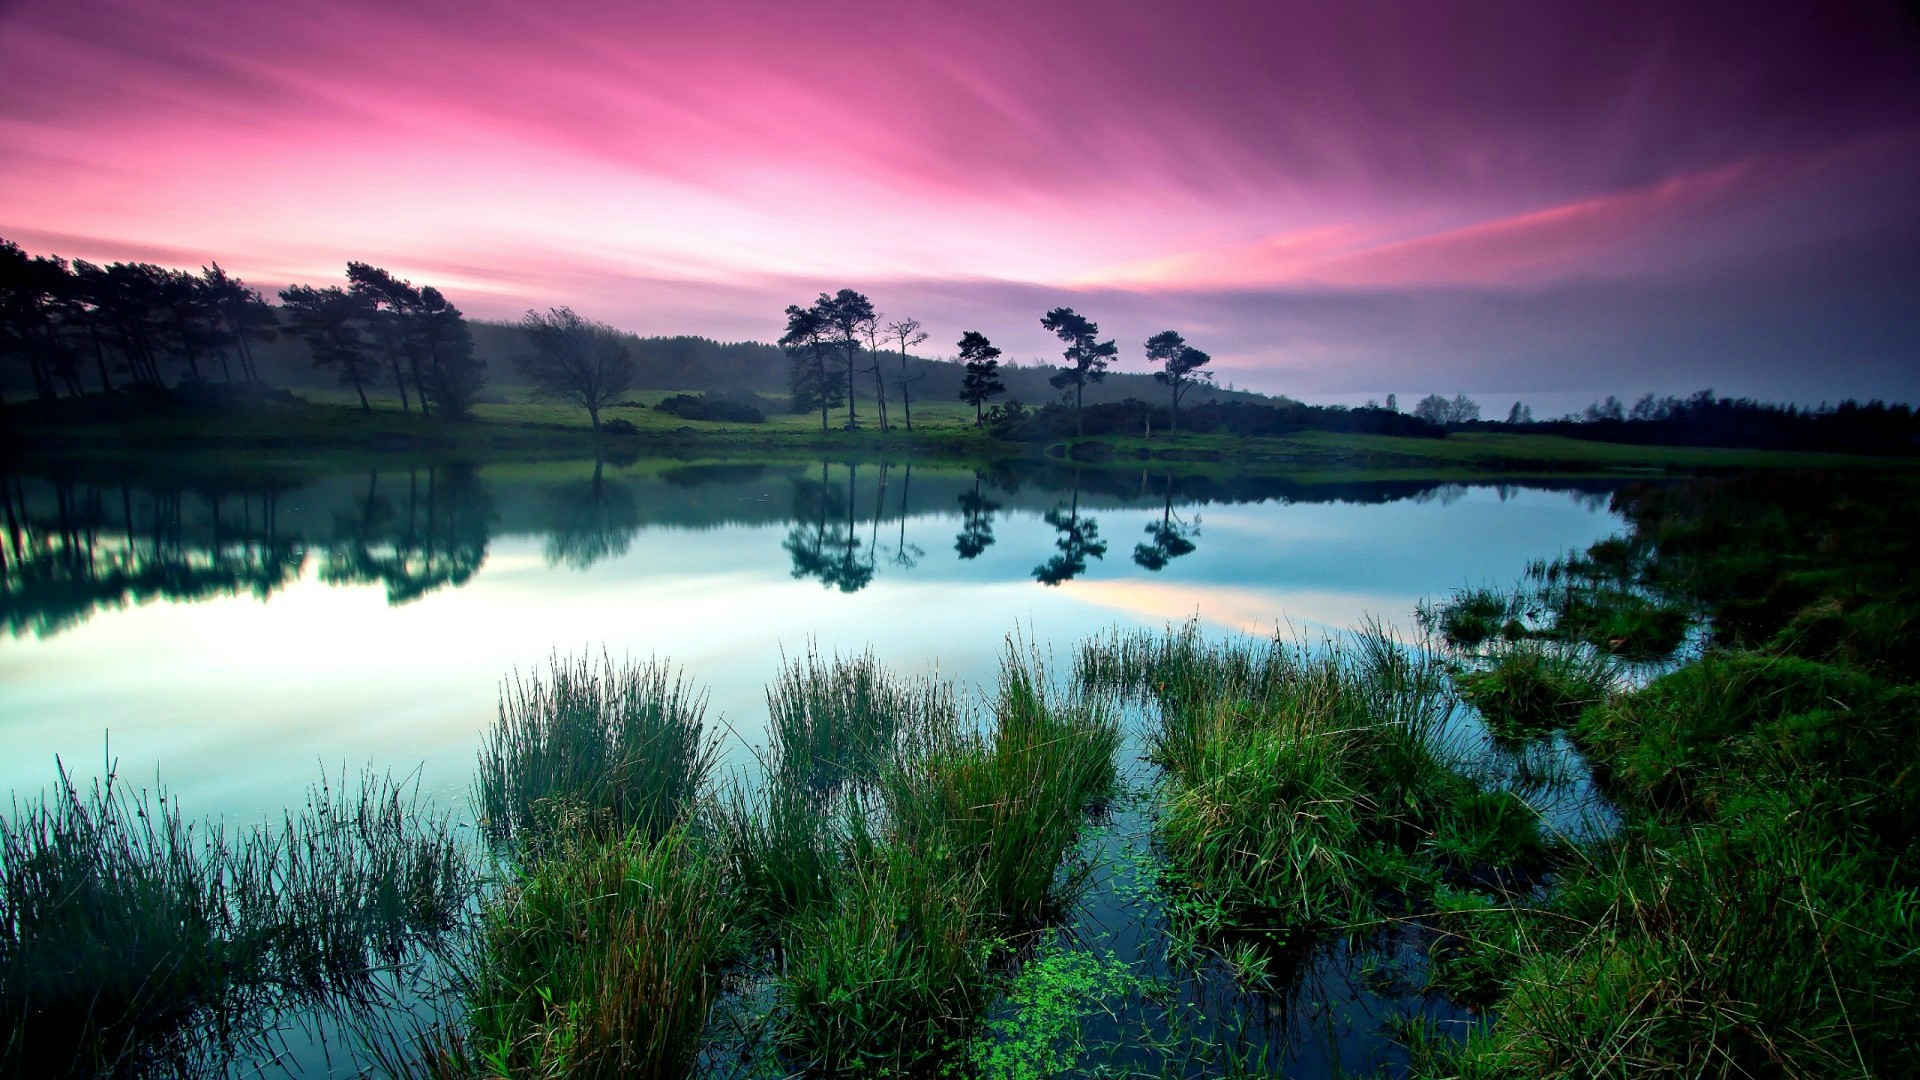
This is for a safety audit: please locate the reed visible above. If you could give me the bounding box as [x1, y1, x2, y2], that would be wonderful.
[464, 828, 742, 1080]
[476, 651, 716, 853]
[0, 762, 468, 1076]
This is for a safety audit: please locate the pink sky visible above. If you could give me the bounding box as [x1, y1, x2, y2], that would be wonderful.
[4, 0, 1918, 403]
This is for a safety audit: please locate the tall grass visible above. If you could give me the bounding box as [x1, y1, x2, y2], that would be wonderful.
[464, 828, 743, 1080]
[1081, 621, 1550, 932]
[0, 762, 468, 1076]
[766, 644, 1121, 1073]
[477, 651, 716, 853]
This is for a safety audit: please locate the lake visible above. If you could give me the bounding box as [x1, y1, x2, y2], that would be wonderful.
[0, 456, 1626, 1075]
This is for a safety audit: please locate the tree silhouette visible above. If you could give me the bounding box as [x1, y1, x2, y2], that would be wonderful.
[280, 285, 378, 410]
[0, 240, 72, 402]
[198, 263, 275, 384]
[887, 317, 929, 431]
[858, 309, 890, 431]
[415, 287, 483, 419]
[348, 262, 428, 416]
[1040, 308, 1116, 436]
[516, 307, 634, 434]
[779, 303, 839, 432]
[956, 330, 1005, 426]
[954, 471, 1000, 559]
[1033, 475, 1106, 585]
[819, 290, 876, 431]
[1132, 484, 1199, 570]
[1144, 330, 1213, 433]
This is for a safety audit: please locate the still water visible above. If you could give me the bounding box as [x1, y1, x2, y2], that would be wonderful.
[1, 458, 1622, 826]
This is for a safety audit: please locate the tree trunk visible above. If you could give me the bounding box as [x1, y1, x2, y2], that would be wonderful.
[975, 400, 983, 427]
[844, 342, 859, 431]
[870, 358, 888, 431]
[387, 351, 411, 415]
[352, 374, 371, 412]
[407, 353, 432, 418]
[817, 355, 829, 433]
[587, 402, 601, 433]
[899, 353, 913, 431]
[89, 326, 114, 394]
[1169, 380, 1179, 434]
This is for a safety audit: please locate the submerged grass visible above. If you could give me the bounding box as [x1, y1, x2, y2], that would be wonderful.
[0, 762, 468, 1077]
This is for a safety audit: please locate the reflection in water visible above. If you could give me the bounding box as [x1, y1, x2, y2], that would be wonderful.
[1034, 471, 1107, 585]
[541, 459, 640, 570]
[322, 466, 493, 602]
[783, 461, 872, 593]
[954, 471, 1000, 560]
[1133, 482, 1200, 571]
[0, 458, 1634, 635]
[0, 470, 306, 636]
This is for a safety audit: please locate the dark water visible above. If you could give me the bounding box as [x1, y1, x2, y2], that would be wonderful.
[0, 456, 1627, 1075]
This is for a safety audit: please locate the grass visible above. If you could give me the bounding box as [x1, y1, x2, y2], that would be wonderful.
[476, 651, 716, 854]
[1412, 472, 1920, 1078]
[460, 828, 742, 1080]
[1080, 621, 1554, 936]
[0, 761, 468, 1077]
[1454, 640, 1614, 740]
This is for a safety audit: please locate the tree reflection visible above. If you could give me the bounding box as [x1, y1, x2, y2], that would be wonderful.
[0, 472, 306, 636]
[783, 462, 872, 593]
[1033, 472, 1107, 585]
[954, 471, 1000, 560]
[541, 459, 642, 570]
[1132, 482, 1199, 571]
[321, 466, 493, 603]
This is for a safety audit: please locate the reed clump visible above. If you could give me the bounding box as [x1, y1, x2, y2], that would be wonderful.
[1082, 621, 1551, 936]
[463, 828, 742, 1080]
[0, 763, 468, 1076]
[477, 651, 716, 853]
[1454, 639, 1614, 740]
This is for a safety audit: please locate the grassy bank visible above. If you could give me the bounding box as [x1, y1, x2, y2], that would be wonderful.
[10, 386, 1908, 478]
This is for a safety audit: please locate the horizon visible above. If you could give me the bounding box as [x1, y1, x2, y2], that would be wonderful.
[4, 0, 1918, 407]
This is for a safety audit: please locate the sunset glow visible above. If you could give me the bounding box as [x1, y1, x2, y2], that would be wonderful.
[4, 0, 1917, 399]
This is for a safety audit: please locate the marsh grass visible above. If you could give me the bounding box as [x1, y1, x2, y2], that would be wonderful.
[1416, 475, 1920, 1078]
[1081, 621, 1552, 937]
[764, 647, 1120, 1074]
[477, 651, 716, 854]
[1454, 640, 1614, 740]
[463, 828, 743, 1080]
[0, 761, 468, 1076]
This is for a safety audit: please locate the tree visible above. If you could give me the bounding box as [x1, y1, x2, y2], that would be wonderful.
[956, 330, 1005, 426]
[280, 285, 378, 410]
[0, 240, 74, 402]
[416, 287, 484, 419]
[1506, 400, 1534, 424]
[817, 290, 876, 431]
[887, 317, 929, 431]
[1385, 393, 1398, 413]
[347, 262, 427, 416]
[1143, 329, 1213, 433]
[857, 308, 890, 431]
[780, 303, 839, 433]
[1414, 393, 1481, 425]
[1040, 307, 1116, 436]
[198, 263, 275, 384]
[1583, 395, 1626, 422]
[515, 307, 634, 434]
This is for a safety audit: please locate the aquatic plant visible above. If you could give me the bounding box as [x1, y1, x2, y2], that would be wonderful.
[476, 651, 716, 853]
[1454, 639, 1614, 739]
[0, 763, 468, 1076]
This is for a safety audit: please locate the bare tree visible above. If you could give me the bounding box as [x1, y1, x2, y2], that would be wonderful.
[515, 307, 634, 434]
[886, 317, 929, 431]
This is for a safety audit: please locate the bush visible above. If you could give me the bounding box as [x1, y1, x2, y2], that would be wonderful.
[652, 392, 766, 423]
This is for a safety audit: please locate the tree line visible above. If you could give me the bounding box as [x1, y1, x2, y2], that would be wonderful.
[779, 290, 1214, 437]
[0, 237, 490, 419]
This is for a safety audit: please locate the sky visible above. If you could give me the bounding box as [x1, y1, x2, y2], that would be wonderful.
[2, 0, 1918, 407]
